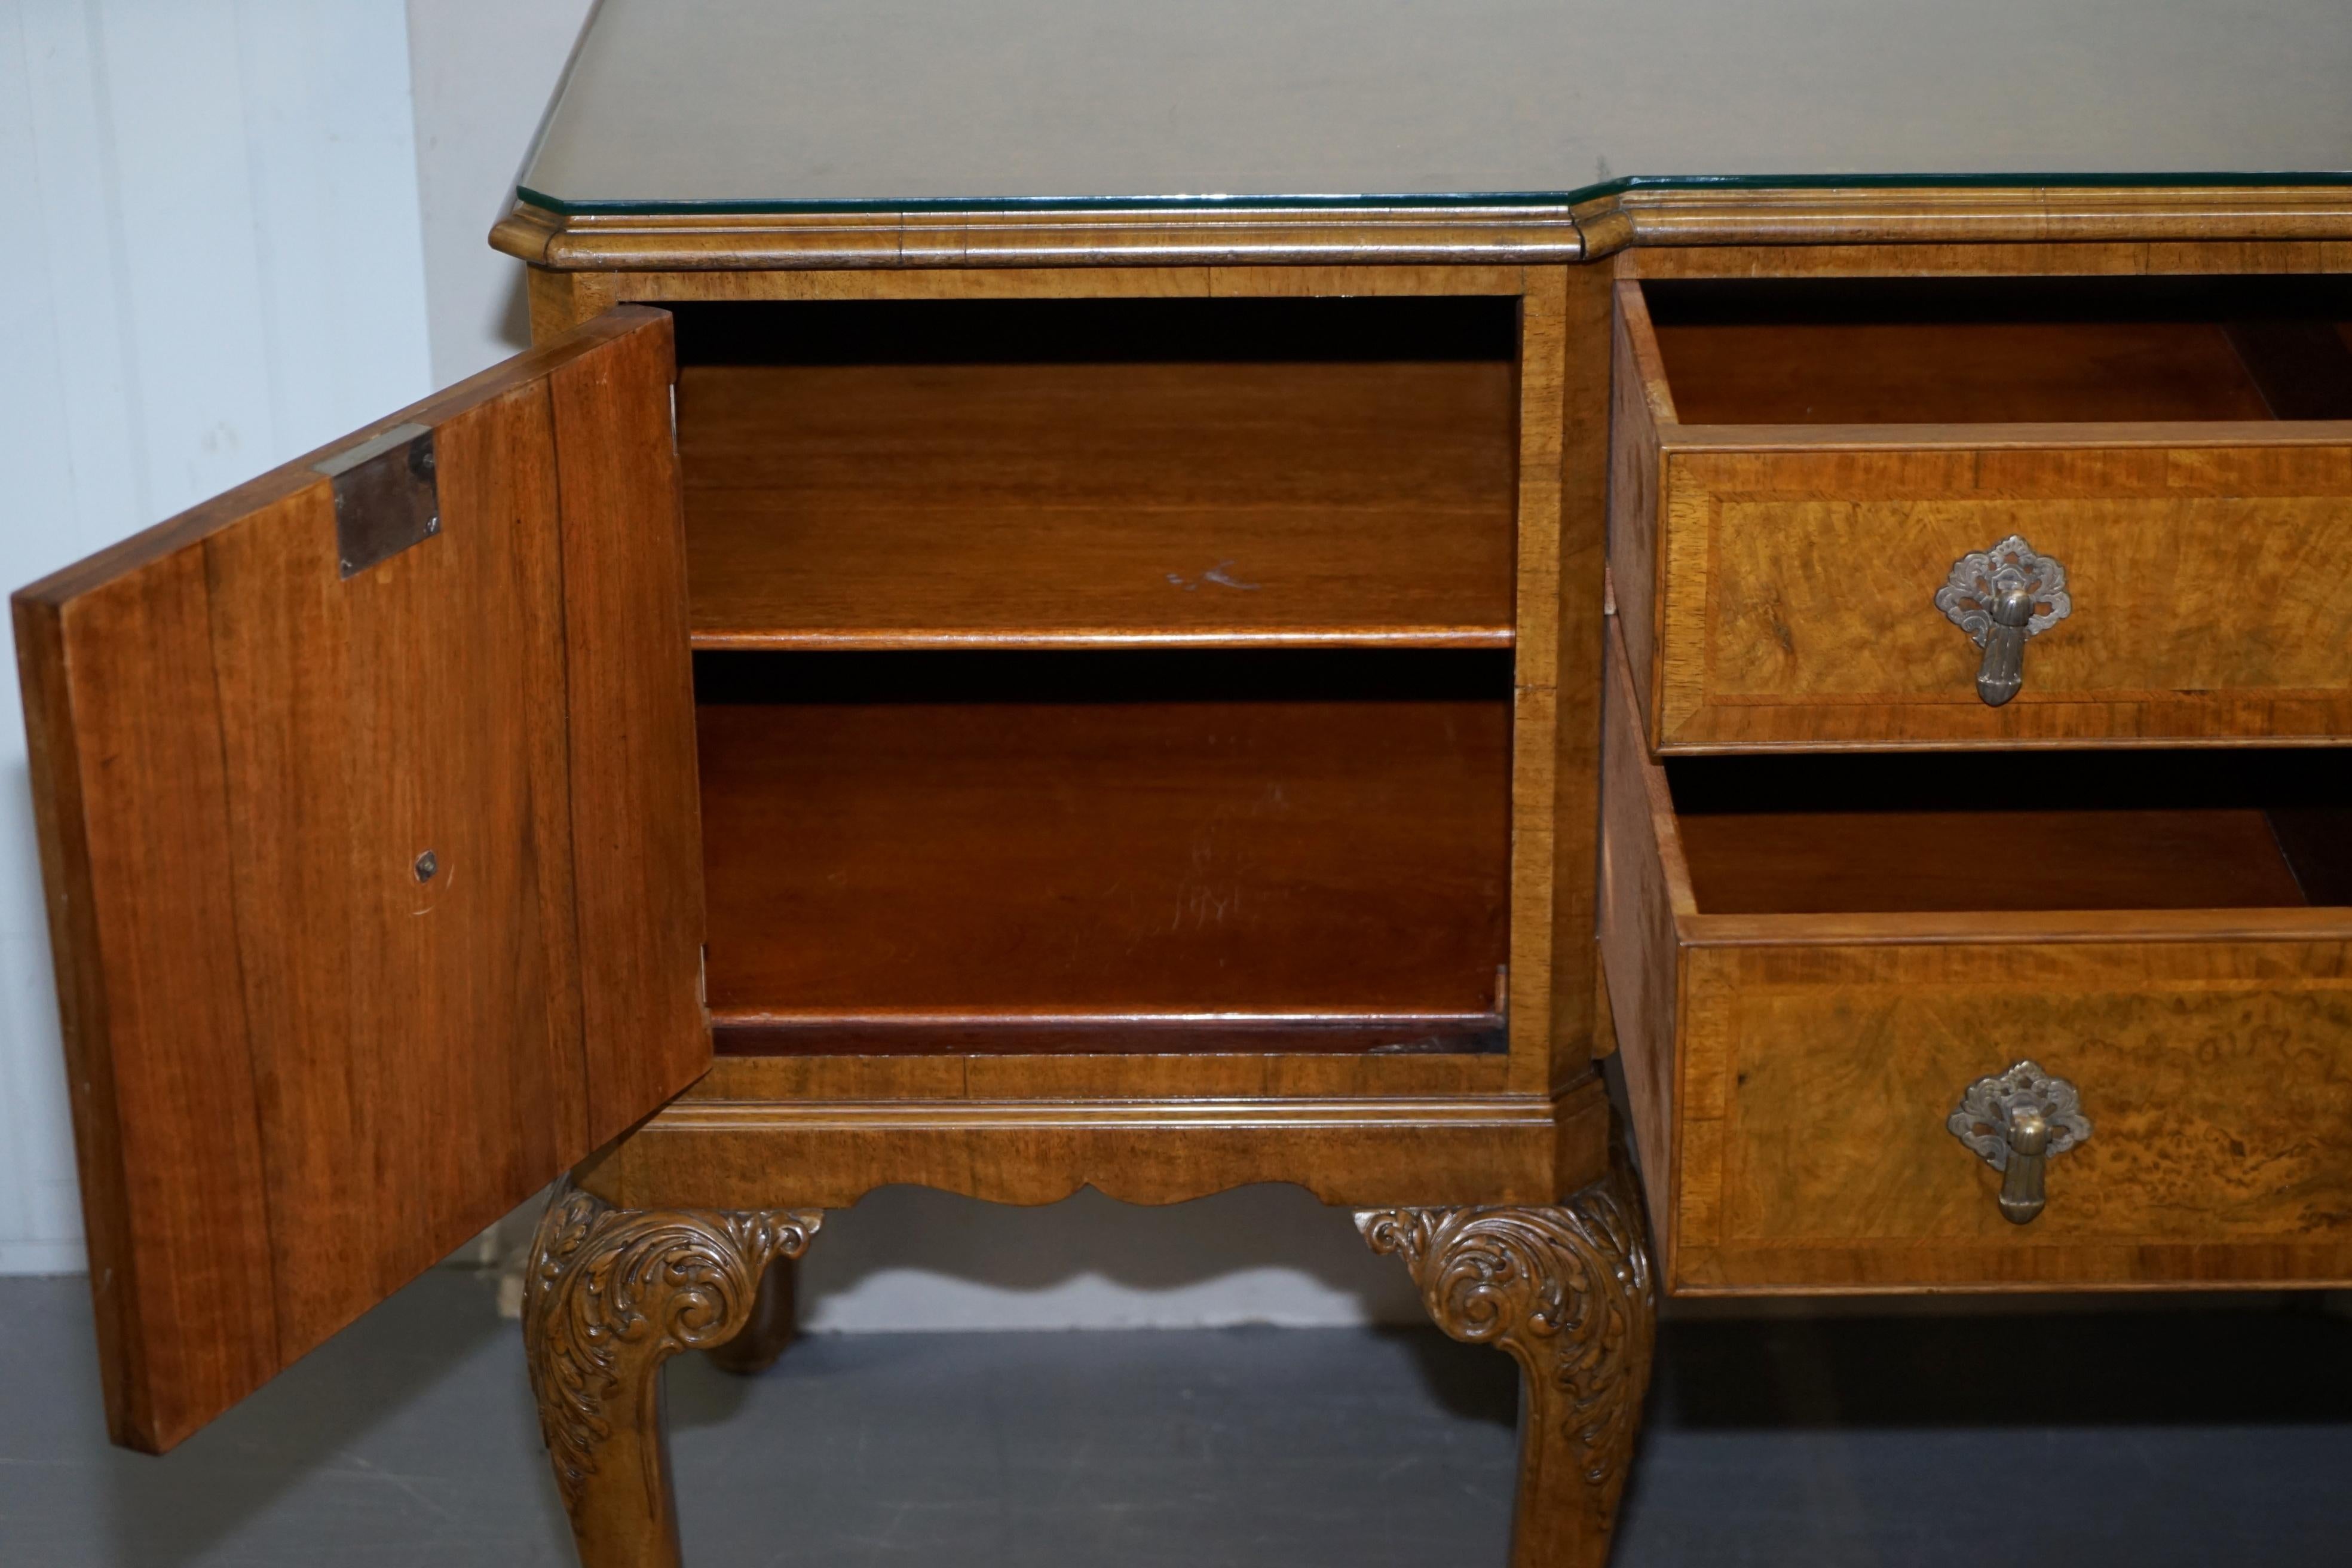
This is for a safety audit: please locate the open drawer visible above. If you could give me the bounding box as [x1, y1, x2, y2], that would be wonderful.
[1597, 618, 2352, 1293]
[1607, 275, 2352, 751]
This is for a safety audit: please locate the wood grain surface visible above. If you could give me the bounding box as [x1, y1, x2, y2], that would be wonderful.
[1675, 936, 2352, 1291]
[1653, 320, 2276, 425]
[497, 201, 1590, 272]
[1579, 189, 2352, 264]
[683, 1050, 1515, 1102]
[696, 653, 1512, 1052]
[11, 308, 708, 1451]
[573, 1073, 1615, 1214]
[678, 359, 1517, 648]
[491, 188, 2352, 275]
[1605, 282, 1671, 754]
[1609, 279, 2352, 749]
[544, 316, 712, 1144]
[1610, 235, 2352, 283]
[1530, 261, 1616, 1097]
[525, 265, 1535, 339]
[1596, 618, 2352, 1293]
[1676, 808, 2308, 914]
[1595, 621, 1694, 1251]
[1500, 268, 1572, 1092]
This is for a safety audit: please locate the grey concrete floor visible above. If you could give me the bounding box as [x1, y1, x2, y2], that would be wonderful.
[2, 1272, 2348, 1566]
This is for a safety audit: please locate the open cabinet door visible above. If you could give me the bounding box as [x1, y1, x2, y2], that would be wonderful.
[13, 307, 709, 1454]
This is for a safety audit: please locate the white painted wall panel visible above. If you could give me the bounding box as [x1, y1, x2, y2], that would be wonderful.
[406, 0, 595, 384]
[799, 1186, 1422, 1333]
[0, 0, 431, 1273]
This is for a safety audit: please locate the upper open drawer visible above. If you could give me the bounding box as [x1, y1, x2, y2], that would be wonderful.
[1606, 275, 2352, 752]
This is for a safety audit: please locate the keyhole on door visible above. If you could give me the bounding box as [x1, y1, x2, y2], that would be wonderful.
[414, 850, 438, 883]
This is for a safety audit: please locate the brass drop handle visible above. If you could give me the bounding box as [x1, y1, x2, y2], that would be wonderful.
[1947, 1061, 2091, 1225]
[1936, 535, 2072, 707]
[1998, 1105, 2051, 1224]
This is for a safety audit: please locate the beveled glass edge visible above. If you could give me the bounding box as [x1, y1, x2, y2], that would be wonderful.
[517, 168, 2352, 218]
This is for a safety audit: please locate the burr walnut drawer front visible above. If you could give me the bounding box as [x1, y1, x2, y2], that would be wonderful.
[1597, 620, 2352, 1294]
[1607, 275, 2352, 752]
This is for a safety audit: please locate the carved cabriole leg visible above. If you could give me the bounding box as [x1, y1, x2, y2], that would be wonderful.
[1358, 1148, 1657, 1568]
[702, 1258, 797, 1375]
[525, 1181, 823, 1568]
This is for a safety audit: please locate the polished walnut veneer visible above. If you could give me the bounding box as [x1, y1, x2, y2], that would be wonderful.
[14, 3, 2352, 1564]
[1609, 275, 2352, 752]
[1600, 621, 2352, 1293]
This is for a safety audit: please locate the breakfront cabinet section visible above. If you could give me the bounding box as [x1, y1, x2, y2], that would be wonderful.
[12, 308, 709, 1453]
[1588, 261, 2352, 1298]
[523, 265, 1615, 1100]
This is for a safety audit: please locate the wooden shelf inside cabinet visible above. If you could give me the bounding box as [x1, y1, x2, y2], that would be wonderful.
[695, 651, 1514, 1054]
[677, 358, 1518, 650]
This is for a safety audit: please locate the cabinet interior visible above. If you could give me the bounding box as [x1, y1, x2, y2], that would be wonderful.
[1664, 748, 2352, 915]
[670, 296, 1520, 650]
[670, 294, 1524, 1057]
[1642, 274, 2352, 425]
[695, 651, 1513, 1054]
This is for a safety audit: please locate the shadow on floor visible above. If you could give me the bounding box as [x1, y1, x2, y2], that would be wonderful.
[0, 1273, 570, 1568]
[1654, 1301, 2352, 1429]
[3, 1270, 2347, 1567]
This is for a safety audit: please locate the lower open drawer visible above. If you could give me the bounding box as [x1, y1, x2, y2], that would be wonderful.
[1598, 617, 2352, 1293]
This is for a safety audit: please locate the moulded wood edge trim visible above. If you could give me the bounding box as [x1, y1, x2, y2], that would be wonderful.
[492, 186, 2352, 272]
[1677, 908, 2352, 947]
[489, 204, 558, 265]
[1658, 419, 2352, 455]
[1574, 184, 2352, 258]
[1549, 1069, 1615, 1199]
[519, 200, 1588, 234]
[492, 201, 1587, 270]
[1653, 731, 2352, 755]
[689, 626, 1517, 652]
[1662, 1272, 2352, 1298]
[709, 1009, 1505, 1028]
[641, 1094, 1558, 1134]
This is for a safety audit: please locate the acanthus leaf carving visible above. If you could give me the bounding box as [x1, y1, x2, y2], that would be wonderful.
[523, 1181, 822, 1514]
[1357, 1156, 1656, 1515]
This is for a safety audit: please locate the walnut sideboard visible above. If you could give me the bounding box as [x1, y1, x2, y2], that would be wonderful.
[14, 2, 2352, 1563]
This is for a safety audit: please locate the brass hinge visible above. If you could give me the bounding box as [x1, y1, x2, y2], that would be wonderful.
[314, 421, 438, 578]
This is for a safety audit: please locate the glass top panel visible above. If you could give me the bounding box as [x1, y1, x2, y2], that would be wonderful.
[522, 0, 2352, 213]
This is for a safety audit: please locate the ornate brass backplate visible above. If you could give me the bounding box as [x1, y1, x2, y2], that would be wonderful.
[1947, 1059, 2091, 1224]
[1935, 536, 2072, 707]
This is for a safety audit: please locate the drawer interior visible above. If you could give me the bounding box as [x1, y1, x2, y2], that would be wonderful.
[695, 649, 1512, 1054]
[670, 296, 1520, 650]
[1639, 275, 2352, 425]
[1665, 748, 2352, 915]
